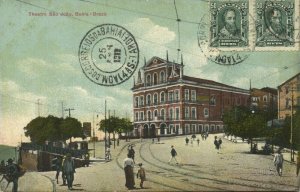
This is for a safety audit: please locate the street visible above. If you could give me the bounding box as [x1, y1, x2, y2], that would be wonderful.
[2, 134, 297, 191]
[36, 134, 299, 191]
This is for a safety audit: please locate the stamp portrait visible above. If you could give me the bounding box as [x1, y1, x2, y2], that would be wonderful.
[79, 24, 139, 86]
[255, 0, 297, 48]
[210, 1, 249, 48]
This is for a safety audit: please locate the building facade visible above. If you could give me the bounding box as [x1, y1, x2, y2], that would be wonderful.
[250, 87, 277, 112]
[278, 73, 300, 119]
[132, 56, 250, 138]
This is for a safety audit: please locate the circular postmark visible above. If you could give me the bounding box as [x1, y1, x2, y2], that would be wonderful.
[79, 24, 139, 86]
[197, 1, 256, 65]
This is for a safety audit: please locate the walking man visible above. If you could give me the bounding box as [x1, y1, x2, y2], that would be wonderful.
[55, 156, 63, 184]
[168, 145, 178, 164]
[218, 138, 223, 149]
[185, 137, 189, 146]
[128, 145, 135, 164]
[62, 153, 75, 190]
[296, 151, 300, 176]
[274, 150, 284, 176]
[124, 154, 135, 189]
[136, 163, 146, 189]
[197, 138, 200, 146]
[214, 136, 220, 153]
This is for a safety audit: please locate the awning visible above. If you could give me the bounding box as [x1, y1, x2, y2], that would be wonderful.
[267, 119, 285, 128]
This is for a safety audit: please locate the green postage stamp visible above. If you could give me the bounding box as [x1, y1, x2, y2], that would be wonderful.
[255, 0, 299, 50]
[210, 1, 249, 48]
[209, 0, 300, 51]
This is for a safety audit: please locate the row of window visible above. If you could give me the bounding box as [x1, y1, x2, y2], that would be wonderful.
[134, 107, 209, 121]
[137, 124, 223, 135]
[134, 90, 217, 107]
[145, 70, 166, 86]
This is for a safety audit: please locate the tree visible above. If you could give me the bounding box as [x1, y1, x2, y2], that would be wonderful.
[223, 106, 268, 152]
[99, 117, 133, 141]
[60, 117, 85, 142]
[24, 115, 84, 144]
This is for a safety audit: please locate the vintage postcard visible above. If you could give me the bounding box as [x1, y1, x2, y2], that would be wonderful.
[0, 0, 300, 191]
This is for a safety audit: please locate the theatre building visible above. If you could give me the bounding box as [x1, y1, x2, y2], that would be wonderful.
[132, 56, 250, 138]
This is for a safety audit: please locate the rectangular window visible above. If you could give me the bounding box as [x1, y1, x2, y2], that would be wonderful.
[175, 107, 180, 120]
[210, 96, 216, 105]
[168, 91, 174, 102]
[191, 107, 196, 120]
[184, 89, 189, 101]
[175, 90, 180, 101]
[185, 124, 190, 134]
[185, 107, 189, 119]
[191, 90, 196, 102]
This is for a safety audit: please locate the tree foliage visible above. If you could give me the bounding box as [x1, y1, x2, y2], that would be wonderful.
[223, 106, 268, 150]
[99, 116, 133, 134]
[24, 115, 84, 144]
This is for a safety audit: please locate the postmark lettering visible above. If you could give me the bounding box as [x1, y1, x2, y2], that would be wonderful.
[79, 24, 139, 86]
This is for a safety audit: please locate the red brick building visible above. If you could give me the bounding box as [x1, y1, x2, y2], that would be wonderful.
[132, 56, 250, 138]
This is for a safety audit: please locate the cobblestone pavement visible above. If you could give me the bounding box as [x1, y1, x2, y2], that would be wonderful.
[38, 134, 299, 191]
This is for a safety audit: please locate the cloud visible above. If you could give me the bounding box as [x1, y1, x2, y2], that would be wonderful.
[126, 18, 176, 45]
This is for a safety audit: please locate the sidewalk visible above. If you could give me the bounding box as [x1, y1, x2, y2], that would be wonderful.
[0, 171, 53, 192]
[223, 135, 298, 164]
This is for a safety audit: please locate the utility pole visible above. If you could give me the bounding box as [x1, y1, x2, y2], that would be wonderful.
[61, 101, 64, 118]
[113, 110, 116, 149]
[104, 100, 107, 158]
[93, 113, 96, 158]
[65, 108, 75, 117]
[108, 110, 111, 150]
[290, 85, 295, 162]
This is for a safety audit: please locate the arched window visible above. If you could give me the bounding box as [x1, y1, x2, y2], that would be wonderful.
[153, 73, 158, 85]
[160, 71, 165, 83]
[169, 108, 174, 120]
[146, 74, 151, 86]
[147, 94, 151, 106]
[153, 109, 158, 119]
[135, 97, 139, 107]
[160, 108, 165, 120]
[160, 92, 165, 103]
[147, 111, 152, 120]
[139, 96, 144, 106]
[153, 93, 158, 105]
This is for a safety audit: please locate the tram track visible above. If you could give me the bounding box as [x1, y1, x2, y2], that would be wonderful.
[141, 142, 282, 191]
[115, 140, 183, 191]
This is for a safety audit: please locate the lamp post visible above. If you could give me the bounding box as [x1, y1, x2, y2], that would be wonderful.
[290, 88, 294, 162]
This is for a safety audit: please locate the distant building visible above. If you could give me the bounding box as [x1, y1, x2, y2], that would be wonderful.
[250, 87, 277, 112]
[278, 73, 300, 119]
[131, 56, 250, 138]
[82, 122, 92, 137]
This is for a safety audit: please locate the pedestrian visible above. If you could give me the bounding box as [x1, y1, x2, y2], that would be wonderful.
[128, 145, 135, 164]
[61, 155, 67, 185]
[168, 145, 178, 164]
[273, 150, 284, 176]
[185, 137, 189, 146]
[6, 158, 19, 192]
[214, 136, 220, 152]
[218, 138, 223, 149]
[136, 163, 146, 189]
[55, 156, 63, 184]
[62, 153, 76, 190]
[124, 154, 135, 189]
[296, 151, 300, 176]
[197, 138, 200, 146]
[117, 138, 120, 146]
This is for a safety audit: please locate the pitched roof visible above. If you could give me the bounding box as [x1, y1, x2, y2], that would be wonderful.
[278, 73, 300, 88]
[182, 75, 248, 91]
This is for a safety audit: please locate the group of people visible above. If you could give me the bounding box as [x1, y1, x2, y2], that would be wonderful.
[123, 145, 146, 190]
[214, 136, 223, 152]
[53, 153, 76, 190]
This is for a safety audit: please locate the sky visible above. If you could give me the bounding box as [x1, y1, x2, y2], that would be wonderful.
[0, 0, 299, 146]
